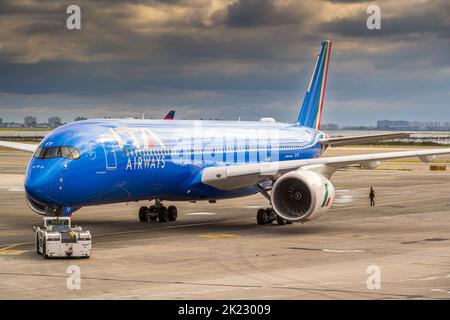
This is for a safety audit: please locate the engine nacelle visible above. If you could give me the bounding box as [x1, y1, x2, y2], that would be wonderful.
[271, 170, 335, 222]
[361, 161, 380, 170]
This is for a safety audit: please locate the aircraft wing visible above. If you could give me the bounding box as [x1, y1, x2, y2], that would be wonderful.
[201, 148, 450, 190]
[320, 132, 410, 147]
[0, 141, 37, 153]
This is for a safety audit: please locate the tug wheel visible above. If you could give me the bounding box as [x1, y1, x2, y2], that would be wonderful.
[35, 233, 40, 254]
[42, 241, 49, 259]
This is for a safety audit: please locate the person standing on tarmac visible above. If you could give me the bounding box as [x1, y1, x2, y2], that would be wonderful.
[369, 187, 376, 207]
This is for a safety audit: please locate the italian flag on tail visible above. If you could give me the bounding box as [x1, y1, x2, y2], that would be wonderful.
[297, 40, 332, 130]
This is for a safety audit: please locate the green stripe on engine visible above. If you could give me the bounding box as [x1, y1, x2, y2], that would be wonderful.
[321, 183, 329, 207]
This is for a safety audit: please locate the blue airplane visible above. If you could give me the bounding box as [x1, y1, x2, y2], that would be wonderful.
[2, 40, 450, 225]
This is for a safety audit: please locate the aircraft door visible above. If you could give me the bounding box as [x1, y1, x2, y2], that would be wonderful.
[102, 140, 117, 170]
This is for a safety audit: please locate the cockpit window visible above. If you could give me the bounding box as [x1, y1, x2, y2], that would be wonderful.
[33, 146, 81, 160]
[45, 146, 61, 159]
[70, 147, 80, 159]
[33, 147, 46, 159]
[61, 146, 72, 158]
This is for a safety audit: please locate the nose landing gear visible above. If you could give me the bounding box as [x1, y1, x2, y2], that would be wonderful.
[139, 200, 178, 223]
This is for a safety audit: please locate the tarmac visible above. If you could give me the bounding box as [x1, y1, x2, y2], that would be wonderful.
[0, 146, 449, 299]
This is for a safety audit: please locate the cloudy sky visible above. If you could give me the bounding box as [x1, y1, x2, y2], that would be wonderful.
[0, 0, 449, 125]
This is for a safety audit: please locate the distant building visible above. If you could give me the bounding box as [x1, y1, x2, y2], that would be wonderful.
[424, 122, 450, 131]
[24, 116, 37, 127]
[377, 120, 450, 131]
[74, 116, 88, 121]
[48, 116, 62, 128]
[377, 120, 410, 130]
[409, 121, 427, 130]
[0, 118, 3, 125]
[321, 123, 339, 130]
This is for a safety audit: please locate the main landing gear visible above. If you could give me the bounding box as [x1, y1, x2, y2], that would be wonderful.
[255, 186, 292, 226]
[256, 208, 292, 226]
[139, 200, 178, 223]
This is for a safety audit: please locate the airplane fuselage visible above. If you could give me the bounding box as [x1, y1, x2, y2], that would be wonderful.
[24, 119, 325, 214]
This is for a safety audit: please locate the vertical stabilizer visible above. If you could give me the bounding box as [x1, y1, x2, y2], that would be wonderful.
[297, 40, 332, 129]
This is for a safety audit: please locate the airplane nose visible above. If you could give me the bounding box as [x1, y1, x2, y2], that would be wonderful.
[24, 173, 49, 206]
[25, 157, 70, 215]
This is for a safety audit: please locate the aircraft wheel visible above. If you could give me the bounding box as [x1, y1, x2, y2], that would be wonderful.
[265, 208, 276, 224]
[157, 206, 169, 222]
[139, 206, 149, 222]
[256, 209, 267, 225]
[276, 215, 286, 225]
[148, 205, 158, 221]
[168, 205, 178, 221]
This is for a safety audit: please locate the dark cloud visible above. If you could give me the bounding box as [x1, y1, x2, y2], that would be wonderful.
[0, 0, 63, 15]
[321, 0, 450, 38]
[15, 21, 65, 35]
[0, 0, 449, 125]
[325, 0, 368, 3]
[225, 0, 299, 27]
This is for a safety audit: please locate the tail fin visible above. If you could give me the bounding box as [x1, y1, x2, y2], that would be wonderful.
[164, 110, 175, 120]
[297, 40, 332, 130]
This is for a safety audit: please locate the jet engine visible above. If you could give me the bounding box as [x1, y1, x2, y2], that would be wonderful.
[271, 170, 335, 222]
